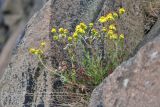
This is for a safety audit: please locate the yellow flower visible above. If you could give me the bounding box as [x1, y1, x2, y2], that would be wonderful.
[75, 23, 86, 34]
[119, 34, 124, 39]
[110, 34, 118, 40]
[29, 48, 43, 55]
[73, 32, 78, 38]
[76, 25, 81, 30]
[107, 30, 114, 36]
[29, 48, 36, 54]
[59, 28, 64, 33]
[119, 7, 125, 15]
[89, 23, 94, 28]
[34, 50, 39, 55]
[40, 42, 46, 47]
[68, 37, 73, 43]
[53, 35, 59, 41]
[51, 28, 56, 33]
[112, 12, 118, 18]
[77, 28, 85, 34]
[80, 22, 87, 30]
[98, 16, 107, 23]
[106, 13, 115, 21]
[64, 29, 69, 34]
[109, 24, 116, 31]
[34, 49, 43, 55]
[91, 28, 98, 36]
[102, 27, 107, 32]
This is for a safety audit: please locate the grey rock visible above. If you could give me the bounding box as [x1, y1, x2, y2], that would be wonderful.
[0, 0, 46, 52]
[132, 17, 160, 56]
[0, 1, 52, 106]
[89, 33, 160, 107]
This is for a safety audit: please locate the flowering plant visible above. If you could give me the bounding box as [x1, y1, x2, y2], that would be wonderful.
[29, 7, 127, 91]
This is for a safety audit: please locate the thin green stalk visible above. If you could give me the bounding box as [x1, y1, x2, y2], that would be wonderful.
[38, 55, 67, 81]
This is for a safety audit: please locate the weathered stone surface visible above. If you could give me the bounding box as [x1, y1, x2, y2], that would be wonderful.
[0, 1, 52, 106]
[0, 0, 46, 52]
[0, 0, 47, 75]
[89, 34, 160, 107]
[132, 17, 160, 56]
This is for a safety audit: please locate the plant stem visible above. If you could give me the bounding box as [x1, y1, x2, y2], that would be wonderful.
[38, 55, 66, 79]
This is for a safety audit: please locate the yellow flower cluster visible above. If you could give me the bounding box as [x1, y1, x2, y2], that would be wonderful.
[119, 8, 125, 15]
[65, 22, 88, 42]
[51, 27, 69, 41]
[98, 16, 108, 23]
[107, 29, 125, 40]
[80, 22, 87, 30]
[106, 13, 115, 21]
[108, 30, 114, 36]
[59, 28, 64, 33]
[59, 28, 68, 38]
[98, 7, 126, 23]
[109, 33, 118, 40]
[106, 24, 120, 40]
[68, 37, 73, 43]
[50, 17, 125, 43]
[75, 22, 87, 35]
[29, 48, 43, 55]
[51, 22, 88, 43]
[107, 30, 117, 40]
[51, 28, 56, 33]
[73, 32, 78, 38]
[29, 41, 46, 55]
[112, 12, 118, 18]
[53, 35, 59, 41]
[98, 13, 116, 23]
[109, 24, 116, 31]
[58, 28, 68, 34]
[91, 28, 98, 36]
[89, 23, 94, 28]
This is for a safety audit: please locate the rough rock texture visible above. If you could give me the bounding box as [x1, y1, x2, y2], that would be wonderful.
[89, 34, 160, 107]
[132, 17, 160, 56]
[0, 0, 47, 52]
[0, 1, 52, 107]
[0, 0, 160, 107]
[0, 0, 47, 79]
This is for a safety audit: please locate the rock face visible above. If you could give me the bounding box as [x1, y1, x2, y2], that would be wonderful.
[89, 34, 160, 107]
[0, 0, 46, 52]
[0, 1, 52, 107]
[0, 0, 160, 107]
[132, 17, 160, 56]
